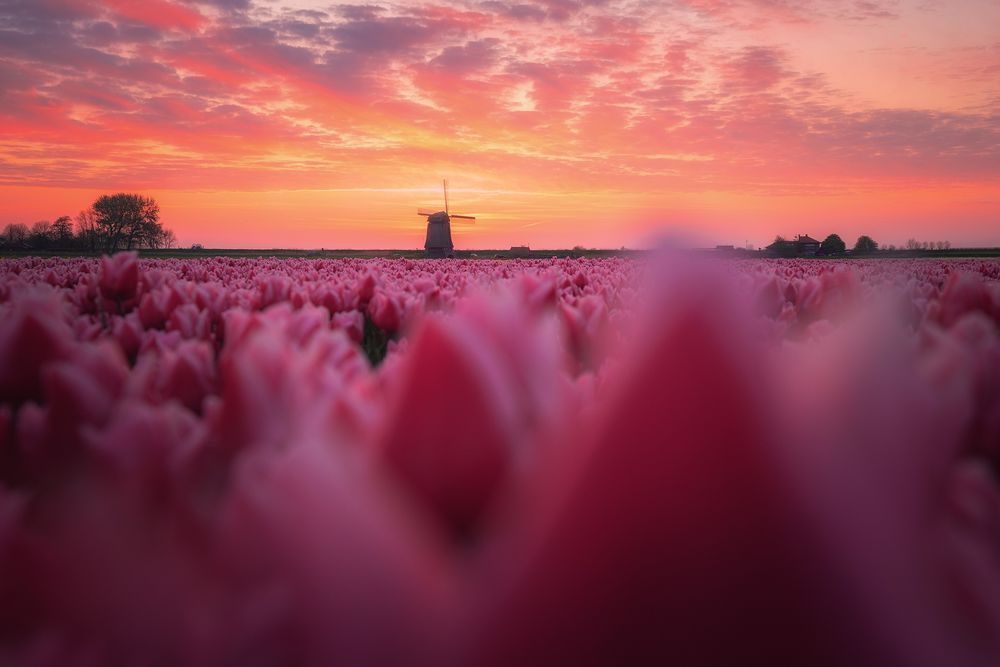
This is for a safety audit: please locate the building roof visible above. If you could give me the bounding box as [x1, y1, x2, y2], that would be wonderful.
[795, 235, 820, 244]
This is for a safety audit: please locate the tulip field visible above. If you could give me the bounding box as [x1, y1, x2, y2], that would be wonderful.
[2, 253, 1000, 666]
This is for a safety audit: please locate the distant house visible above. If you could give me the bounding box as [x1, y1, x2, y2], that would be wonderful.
[510, 246, 531, 258]
[793, 234, 821, 255]
[766, 234, 821, 257]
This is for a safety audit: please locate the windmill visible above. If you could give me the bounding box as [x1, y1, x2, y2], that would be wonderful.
[418, 179, 475, 258]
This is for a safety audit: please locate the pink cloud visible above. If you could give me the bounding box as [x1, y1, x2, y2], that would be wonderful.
[102, 0, 206, 31]
[0, 0, 996, 208]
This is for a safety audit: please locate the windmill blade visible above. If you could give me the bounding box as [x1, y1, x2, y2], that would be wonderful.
[443, 179, 449, 215]
[417, 208, 436, 216]
[450, 214, 476, 225]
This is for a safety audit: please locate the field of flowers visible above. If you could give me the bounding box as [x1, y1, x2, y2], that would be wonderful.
[2, 253, 1000, 665]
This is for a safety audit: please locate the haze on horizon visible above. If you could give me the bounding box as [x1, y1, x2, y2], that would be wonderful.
[0, 0, 998, 250]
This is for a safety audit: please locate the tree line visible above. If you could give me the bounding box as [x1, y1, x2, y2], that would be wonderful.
[902, 239, 952, 251]
[821, 235, 954, 254]
[768, 234, 953, 257]
[767, 234, 879, 257]
[819, 234, 878, 255]
[1, 194, 176, 253]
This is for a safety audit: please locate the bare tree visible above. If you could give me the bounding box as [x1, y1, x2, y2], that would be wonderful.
[3, 223, 29, 246]
[29, 221, 52, 248]
[75, 208, 100, 251]
[52, 216, 74, 247]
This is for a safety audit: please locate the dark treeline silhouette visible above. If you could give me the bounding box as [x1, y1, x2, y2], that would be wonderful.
[763, 232, 962, 257]
[1, 193, 175, 253]
[905, 238, 952, 251]
[766, 233, 880, 257]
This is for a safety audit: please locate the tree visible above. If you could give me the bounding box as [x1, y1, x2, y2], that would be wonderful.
[75, 208, 101, 251]
[137, 218, 162, 248]
[819, 234, 846, 255]
[854, 235, 878, 254]
[52, 216, 74, 247]
[161, 229, 177, 249]
[3, 223, 29, 246]
[29, 221, 53, 249]
[92, 193, 162, 253]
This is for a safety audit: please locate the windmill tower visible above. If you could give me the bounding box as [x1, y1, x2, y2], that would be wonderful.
[418, 179, 475, 258]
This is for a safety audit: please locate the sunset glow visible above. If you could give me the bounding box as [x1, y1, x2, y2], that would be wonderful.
[1, 0, 998, 248]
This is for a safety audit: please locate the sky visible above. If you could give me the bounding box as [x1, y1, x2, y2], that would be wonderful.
[0, 0, 998, 249]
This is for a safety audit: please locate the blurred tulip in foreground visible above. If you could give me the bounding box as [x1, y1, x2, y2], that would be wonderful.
[1, 254, 999, 665]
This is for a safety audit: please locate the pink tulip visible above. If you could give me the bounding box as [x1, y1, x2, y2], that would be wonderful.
[0, 288, 75, 404]
[368, 291, 404, 333]
[332, 310, 365, 343]
[130, 340, 217, 412]
[1, 254, 999, 665]
[938, 272, 1000, 328]
[376, 315, 513, 536]
[98, 252, 140, 306]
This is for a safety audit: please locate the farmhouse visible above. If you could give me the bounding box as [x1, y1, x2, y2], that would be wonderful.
[767, 234, 821, 257]
[793, 234, 821, 254]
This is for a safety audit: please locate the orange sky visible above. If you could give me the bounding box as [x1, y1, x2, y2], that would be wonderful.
[1, 0, 998, 249]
